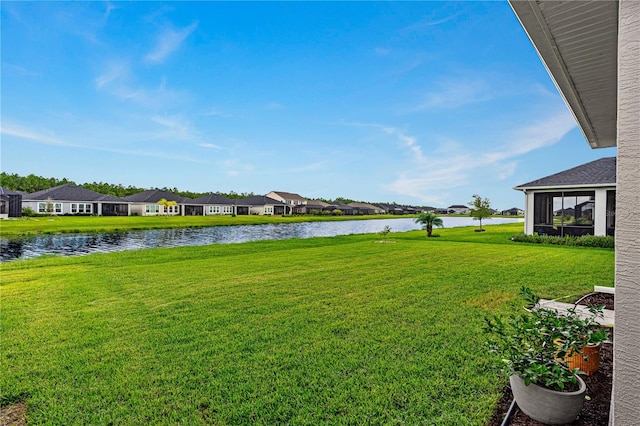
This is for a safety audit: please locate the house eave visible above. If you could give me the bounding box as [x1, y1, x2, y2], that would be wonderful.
[514, 183, 616, 192]
[508, 0, 618, 149]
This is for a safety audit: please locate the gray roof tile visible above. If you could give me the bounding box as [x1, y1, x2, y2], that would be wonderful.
[516, 157, 616, 188]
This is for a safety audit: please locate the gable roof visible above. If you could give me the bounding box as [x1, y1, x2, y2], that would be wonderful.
[448, 205, 468, 209]
[122, 189, 192, 203]
[268, 191, 306, 201]
[237, 195, 284, 206]
[0, 187, 22, 196]
[515, 157, 616, 190]
[191, 193, 234, 205]
[24, 184, 126, 202]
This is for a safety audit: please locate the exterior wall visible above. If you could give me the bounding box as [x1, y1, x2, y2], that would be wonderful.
[613, 1, 640, 424]
[594, 188, 608, 236]
[524, 191, 535, 235]
[204, 205, 234, 215]
[23, 200, 95, 215]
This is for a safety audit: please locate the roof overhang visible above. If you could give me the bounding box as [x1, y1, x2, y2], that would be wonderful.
[508, 0, 618, 149]
[514, 183, 617, 191]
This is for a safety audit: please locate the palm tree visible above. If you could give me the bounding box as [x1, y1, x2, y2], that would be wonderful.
[415, 212, 444, 237]
[157, 198, 178, 218]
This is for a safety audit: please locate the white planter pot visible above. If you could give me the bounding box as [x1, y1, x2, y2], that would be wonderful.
[510, 374, 587, 425]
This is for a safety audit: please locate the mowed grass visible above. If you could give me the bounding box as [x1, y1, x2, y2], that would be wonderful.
[0, 214, 401, 237]
[1, 224, 614, 425]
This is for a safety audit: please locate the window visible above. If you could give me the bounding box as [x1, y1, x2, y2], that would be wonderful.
[54, 203, 62, 213]
[145, 205, 160, 214]
[265, 206, 273, 215]
[223, 206, 233, 214]
[71, 203, 78, 213]
[38, 202, 46, 213]
[533, 191, 595, 236]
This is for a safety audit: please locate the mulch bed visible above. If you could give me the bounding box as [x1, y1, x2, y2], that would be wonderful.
[487, 293, 614, 426]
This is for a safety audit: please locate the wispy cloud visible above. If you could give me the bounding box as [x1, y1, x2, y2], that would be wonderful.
[265, 102, 284, 110]
[145, 21, 198, 64]
[339, 109, 575, 204]
[1, 121, 209, 164]
[95, 62, 128, 89]
[400, 11, 463, 35]
[2, 63, 40, 78]
[375, 47, 391, 57]
[415, 78, 492, 110]
[199, 143, 222, 150]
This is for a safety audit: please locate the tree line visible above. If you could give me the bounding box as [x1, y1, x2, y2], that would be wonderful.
[0, 172, 255, 200]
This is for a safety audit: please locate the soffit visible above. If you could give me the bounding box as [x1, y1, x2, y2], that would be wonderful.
[509, 0, 618, 148]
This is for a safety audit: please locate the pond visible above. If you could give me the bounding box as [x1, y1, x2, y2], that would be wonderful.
[0, 217, 523, 262]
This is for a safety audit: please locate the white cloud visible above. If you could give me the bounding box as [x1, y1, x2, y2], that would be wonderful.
[380, 109, 576, 203]
[199, 143, 221, 150]
[145, 21, 198, 64]
[265, 102, 284, 110]
[95, 62, 128, 89]
[416, 78, 492, 110]
[2, 63, 40, 77]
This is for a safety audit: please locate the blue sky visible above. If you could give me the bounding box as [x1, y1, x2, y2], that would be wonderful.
[1, 1, 616, 209]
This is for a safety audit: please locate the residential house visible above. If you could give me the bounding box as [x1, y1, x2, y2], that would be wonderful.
[508, 1, 639, 422]
[0, 187, 23, 218]
[292, 200, 328, 215]
[192, 193, 236, 216]
[447, 205, 470, 215]
[22, 184, 130, 216]
[122, 189, 200, 216]
[501, 207, 525, 216]
[348, 202, 383, 215]
[323, 202, 354, 215]
[238, 195, 286, 215]
[514, 157, 616, 237]
[266, 191, 306, 214]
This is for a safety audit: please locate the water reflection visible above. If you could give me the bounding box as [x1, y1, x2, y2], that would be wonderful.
[1, 217, 522, 262]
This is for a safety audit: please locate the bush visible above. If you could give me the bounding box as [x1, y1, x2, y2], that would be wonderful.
[510, 233, 613, 249]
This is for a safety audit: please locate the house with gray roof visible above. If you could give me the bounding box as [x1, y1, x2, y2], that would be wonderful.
[266, 191, 306, 214]
[122, 189, 201, 216]
[514, 157, 616, 237]
[447, 205, 470, 215]
[192, 193, 236, 216]
[348, 202, 384, 215]
[0, 187, 23, 218]
[237, 195, 286, 215]
[22, 184, 130, 216]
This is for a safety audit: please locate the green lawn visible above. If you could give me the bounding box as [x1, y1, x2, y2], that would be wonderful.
[0, 214, 402, 237]
[1, 224, 614, 424]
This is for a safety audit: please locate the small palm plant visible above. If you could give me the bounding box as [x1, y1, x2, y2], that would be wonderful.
[415, 212, 443, 237]
[157, 198, 178, 218]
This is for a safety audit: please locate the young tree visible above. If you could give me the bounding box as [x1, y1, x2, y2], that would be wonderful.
[469, 194, 492, 231]
[157, 198, 178, 218]
[415, 212, 444, 237]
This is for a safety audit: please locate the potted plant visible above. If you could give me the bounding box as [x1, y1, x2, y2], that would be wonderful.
[560, 304, 609, 376]
[484, 287, 605, 424]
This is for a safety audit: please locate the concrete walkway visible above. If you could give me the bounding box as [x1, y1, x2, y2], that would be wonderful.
[538, 299, 615, 327]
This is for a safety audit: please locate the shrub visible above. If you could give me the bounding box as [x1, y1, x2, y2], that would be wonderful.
[510, 233, 613, 249]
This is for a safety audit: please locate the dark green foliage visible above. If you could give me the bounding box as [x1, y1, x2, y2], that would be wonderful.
[511, 233, 614, 249]
[485, 287, 608, 391]
[469, 194, 492, 231]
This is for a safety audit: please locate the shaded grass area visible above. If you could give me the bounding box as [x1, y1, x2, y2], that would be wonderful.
[1, 224, 614, 424]
[0, 214, 401, 237]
